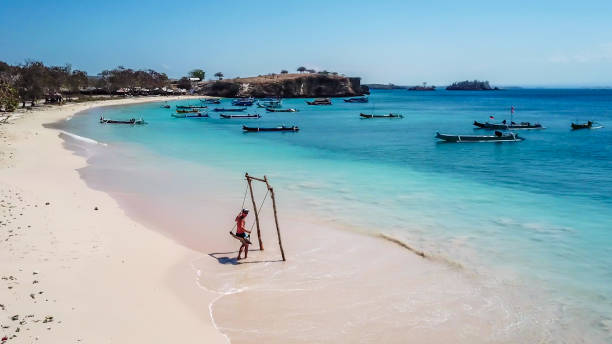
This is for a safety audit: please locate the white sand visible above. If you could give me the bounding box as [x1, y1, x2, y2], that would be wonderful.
[0, 97, 227, 343]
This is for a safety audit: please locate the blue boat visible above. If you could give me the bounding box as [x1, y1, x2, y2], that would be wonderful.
[344, 96, 368, 103]
[213, 107, 247, 112]
[232, 97, 255, 106]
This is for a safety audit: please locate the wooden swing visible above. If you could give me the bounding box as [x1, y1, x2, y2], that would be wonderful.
[229, 173, 286, 261]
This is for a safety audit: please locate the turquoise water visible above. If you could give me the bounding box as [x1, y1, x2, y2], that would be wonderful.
[59, 90, 612, 338]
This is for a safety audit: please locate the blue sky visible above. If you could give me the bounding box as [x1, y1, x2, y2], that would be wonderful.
[1, 0, 612, 86]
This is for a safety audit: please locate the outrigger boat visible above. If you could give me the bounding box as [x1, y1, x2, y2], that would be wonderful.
[177, 109, 200, 114]
[99, 116, 146, 125]
[436, 131, 524, 142]
[306, 98, 332, 105]
[171, 113, 209, 118]
[266, 108, 298, 112]
[232, 98, 255, 106]
[242, 125, 299, 132]
[344, 96, 368, 103]
[161, 104, 171, 109]
[213, 107, 247, 112]
[360, 113, 403, 118]
[201, 98, 221, 104]
[571, 121, 597, 130]
[473, 120, 543, 130]
[220, 114, 261, 119]
[176, 105, 208, 109]
[257, 99, 282, 108]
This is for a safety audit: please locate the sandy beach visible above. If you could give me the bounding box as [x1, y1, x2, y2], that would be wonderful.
[0, 97, 227, 343]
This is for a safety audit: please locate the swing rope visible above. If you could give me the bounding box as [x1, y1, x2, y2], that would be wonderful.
[249, 188, 269, 231]
[230, 181, 270, 232]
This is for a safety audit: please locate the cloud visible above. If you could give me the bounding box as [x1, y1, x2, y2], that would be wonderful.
[549, 43, 612, 64]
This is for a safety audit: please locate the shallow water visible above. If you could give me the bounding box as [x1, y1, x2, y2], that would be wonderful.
[56, 90, 612, 342]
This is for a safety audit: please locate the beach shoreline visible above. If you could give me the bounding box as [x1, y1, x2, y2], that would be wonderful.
[0, 96, 228, 343]
[1, 96, 607, 343]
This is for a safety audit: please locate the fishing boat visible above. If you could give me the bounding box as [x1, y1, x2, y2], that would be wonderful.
[213, 107, 247, 112]
[242, 125, 299, 132]
[161, 104, 171, 109]
[571, 121, 594, 130]
[176, 105, 208, 109]
[344, 96, 368, 103]
[220, 114, 261, 119]
[232, 98, 255, 106]
[176, 109, 200, 114]
[201, 98, 221, 104]
[256, 99, 282, 108]
[99, 116, 146, 125]
[266, 108, 298, 112]
[473, 120, 543, 130]
[306, 98, 332, 105]
[360, 113, 403, 118]
[435, 131, 524, 142]
[171, 113, 209, 118]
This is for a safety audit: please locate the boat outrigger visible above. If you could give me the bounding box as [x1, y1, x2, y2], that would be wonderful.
[242, 125, 299, 132]
[220, 114, 261, 119]
[176, 105, 208, 109]
[213, 107, 247, 112]
[360, 113, 403, 118]
[171, 113, 209, 118]
[306, 98, 332, 105]
[201, 98, 221, 104]
[232, 98, 255, 106]
[436, 131, 524, 142]
[344, 96, 368, 103]
[266, 108, 298, 112]
[473, 120, 543, 130]
[99, 116, 146, 125]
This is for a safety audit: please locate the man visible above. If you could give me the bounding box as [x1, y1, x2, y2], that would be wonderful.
[235, 209, 251, 260]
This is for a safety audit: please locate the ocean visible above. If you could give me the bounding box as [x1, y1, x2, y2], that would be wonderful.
[57, 89, 612, 341]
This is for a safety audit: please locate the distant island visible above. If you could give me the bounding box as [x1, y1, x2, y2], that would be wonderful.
[201, 73, 368, 98]
[408, 82, 435, 91]
[446, 80, 499, 90]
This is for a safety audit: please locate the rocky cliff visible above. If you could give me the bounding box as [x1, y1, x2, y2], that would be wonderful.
[198, 73, 367, 98]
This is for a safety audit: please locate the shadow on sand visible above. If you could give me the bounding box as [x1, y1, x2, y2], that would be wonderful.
[208, 250, 284, 265]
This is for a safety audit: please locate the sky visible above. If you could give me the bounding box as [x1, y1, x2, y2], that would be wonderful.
[1, 0, 612, 86]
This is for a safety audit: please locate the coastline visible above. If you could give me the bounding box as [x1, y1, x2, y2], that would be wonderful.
[1, 96, 607, 343]
[0, 96, 227, 343]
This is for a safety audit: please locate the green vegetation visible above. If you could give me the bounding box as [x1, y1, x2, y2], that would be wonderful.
[0, 81, 18, 112]
[214, 72, 224, 80]
[189, 69, 205, 80]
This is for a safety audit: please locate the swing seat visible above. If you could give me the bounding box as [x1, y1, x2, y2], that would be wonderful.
[229, 231, 252, 245]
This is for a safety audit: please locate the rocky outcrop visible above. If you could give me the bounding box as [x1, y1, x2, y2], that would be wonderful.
[198, 73, 366, 98]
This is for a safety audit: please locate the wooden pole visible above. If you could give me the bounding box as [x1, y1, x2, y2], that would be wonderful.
[245, 173, 263, 250]
[265, 176, 286, 261]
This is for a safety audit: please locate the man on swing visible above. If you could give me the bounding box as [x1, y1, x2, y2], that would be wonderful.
[235, 208, 251, 260]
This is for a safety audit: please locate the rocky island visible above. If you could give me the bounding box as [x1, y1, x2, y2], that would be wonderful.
[199, 73, 368, 98]
[446, 80, 499, 90]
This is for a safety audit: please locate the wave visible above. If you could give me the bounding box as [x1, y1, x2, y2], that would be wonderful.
[59, 131, 107, 146]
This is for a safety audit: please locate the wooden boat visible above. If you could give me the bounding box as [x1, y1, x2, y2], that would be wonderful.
[360, 113, 403, 118]
[242, 125, 299, 132]
[266, 108, 298, 112]
[220, 114, 261, 119]
[436, 131, 523, 142]
[306, 98, 332, 105]
[473, 120, 543, 130]
[176, 109, 200, 113]
[232, 98, 255, 106]
[99, 116, 146, 125]
[176, 105, 208, 109]
[344, 96, 368, 103]
[171, 113, 209, 118]
[161, 104, 171, 109]
[213, 107, 247, 112]
[571, 121, 593, 130]
[201, 98, 221, 104]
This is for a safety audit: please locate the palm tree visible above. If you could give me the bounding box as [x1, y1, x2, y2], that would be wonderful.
[280, 70, 288, 74]
[297, 66, 306, 73]
[214, 72, 224, 80]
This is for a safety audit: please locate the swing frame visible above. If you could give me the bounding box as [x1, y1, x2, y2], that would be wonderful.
[245, 173, 286, 261]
